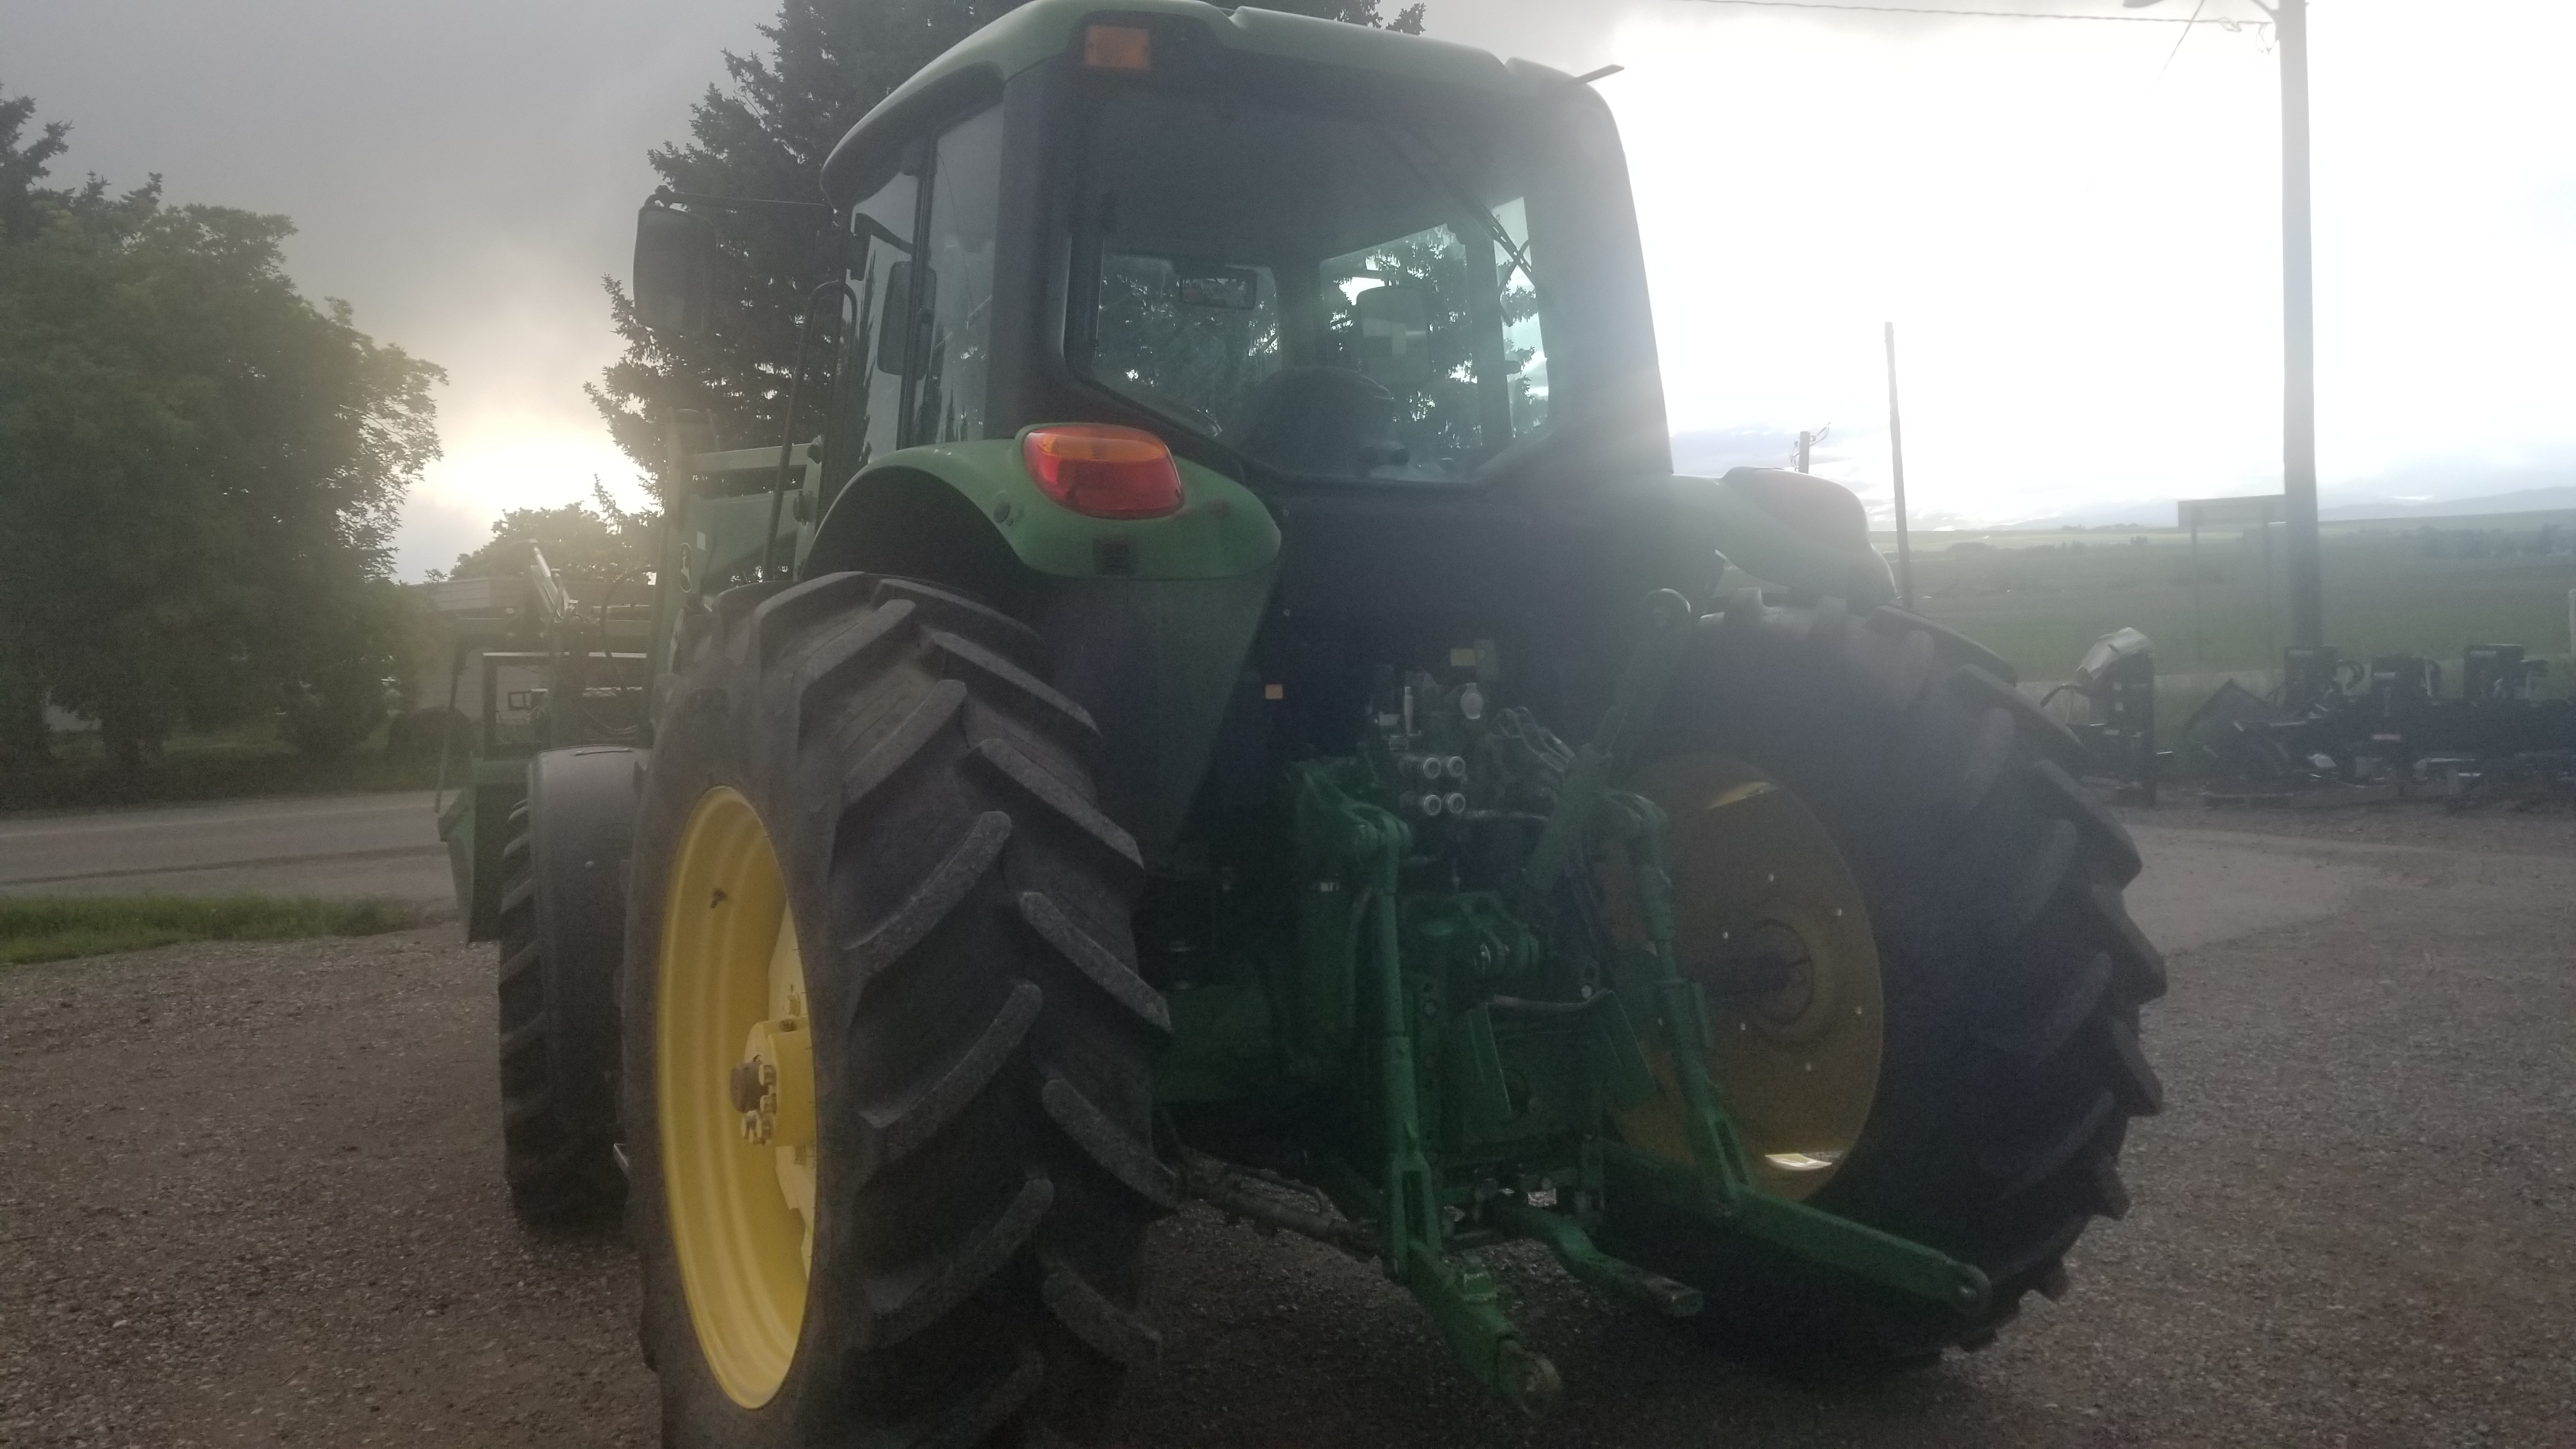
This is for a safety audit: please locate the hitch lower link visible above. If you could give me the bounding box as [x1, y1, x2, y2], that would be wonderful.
[1294, 780, 1560, 1413]
[1579, 599, 1991, 1322]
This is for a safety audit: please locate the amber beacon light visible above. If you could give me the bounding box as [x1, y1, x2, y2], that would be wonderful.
[1021, 424, 1186, 519]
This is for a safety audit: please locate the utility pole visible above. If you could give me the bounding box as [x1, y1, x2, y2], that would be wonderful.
[2278, 0, 2323, 648]
[1883, 322, 1916, 611]
[1795, 430, 1814, 473]
[2140, 0, 2322, 646]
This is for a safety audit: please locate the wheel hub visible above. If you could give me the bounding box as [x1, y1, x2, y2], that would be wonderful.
[1610, 756, 1885, 1199]
[735, 1011, 814, 1149]
[1705, 920, 1818, 1027]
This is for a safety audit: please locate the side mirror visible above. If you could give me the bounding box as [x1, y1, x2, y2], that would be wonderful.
[877, 260, 935, 373]
[1354, 285, 1435, 388]
[633, 203, 719, 336]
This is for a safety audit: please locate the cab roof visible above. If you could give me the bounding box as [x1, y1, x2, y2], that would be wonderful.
[819, 0, 1570, 204]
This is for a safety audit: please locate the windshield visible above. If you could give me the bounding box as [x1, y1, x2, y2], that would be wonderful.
[1071, 90, 1553, 484]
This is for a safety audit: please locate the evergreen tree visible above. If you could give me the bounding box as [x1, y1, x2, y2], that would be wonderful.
[590, 0, 1425, 485]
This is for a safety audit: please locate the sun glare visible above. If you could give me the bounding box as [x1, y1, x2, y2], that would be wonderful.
[1606, 0, 2575, 525]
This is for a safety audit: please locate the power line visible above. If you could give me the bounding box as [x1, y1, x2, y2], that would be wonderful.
[1677, 0, 2202, 20]
[2156, 0, 2214, 76]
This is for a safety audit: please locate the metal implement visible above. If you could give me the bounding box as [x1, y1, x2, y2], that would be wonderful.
[1257, 594, 1986, 1405]
[2185, 640, 2576, 810]
[2061, 627, 2160, 805]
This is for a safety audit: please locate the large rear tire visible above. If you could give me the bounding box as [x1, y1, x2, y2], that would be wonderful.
[1602, 594, 2166, 1363]
[623, 574, 1174, 1447]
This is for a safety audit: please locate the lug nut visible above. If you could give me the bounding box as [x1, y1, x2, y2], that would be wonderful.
[1420, 793, 1446, 817]
[1445, 792, 1468, 815]
[1419, 755, 1445, 781]
[1445, 755, 1468, 779]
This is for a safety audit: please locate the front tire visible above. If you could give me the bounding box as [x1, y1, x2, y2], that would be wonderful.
[496, 798, 625, 1226]
[622, 574, 1174, 1446]
[1603, 594, 2166, 1363]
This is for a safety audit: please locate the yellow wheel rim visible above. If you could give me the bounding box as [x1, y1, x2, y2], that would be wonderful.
[1611, 755, 1884, 1200]
[657, 787, 817, 1408]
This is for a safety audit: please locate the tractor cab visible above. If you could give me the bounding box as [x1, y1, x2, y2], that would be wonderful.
[633, 0, 1882, 842]
[801, 1, 1668, 497]
[627, 0, 1708, 571]
[630, 4, 1683, 610]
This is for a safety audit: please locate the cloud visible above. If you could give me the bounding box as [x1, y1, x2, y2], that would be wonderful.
[1671, 425, 1804, 477]
[8, 0, 2569, 555]
[1604, 0, 2576, 527]
[392, 490, 494, 583]
[395, 425, 652, 579]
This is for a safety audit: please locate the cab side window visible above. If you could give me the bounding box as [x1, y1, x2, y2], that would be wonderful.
[911, 107, 1002, 445]
[832, 104, 1003, 470]
[830, 169, 918, 485]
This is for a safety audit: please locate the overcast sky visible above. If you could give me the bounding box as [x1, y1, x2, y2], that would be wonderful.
[6, 0, 2570, 572]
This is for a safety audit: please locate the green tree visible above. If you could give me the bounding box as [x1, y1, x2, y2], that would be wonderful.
[0, 91, 443, 767]
[277, 578, 418, 757]
[0, 659, 47, 770]
[0, 93, 68, 247]
[442, 480, 657, 587]
[590, 0, 1425, 486]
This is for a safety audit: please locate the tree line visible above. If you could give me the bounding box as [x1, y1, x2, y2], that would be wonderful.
[0, 91, 441, 772]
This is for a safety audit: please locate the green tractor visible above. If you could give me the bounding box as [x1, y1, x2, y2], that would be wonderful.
[468, 1, 2165, 1438]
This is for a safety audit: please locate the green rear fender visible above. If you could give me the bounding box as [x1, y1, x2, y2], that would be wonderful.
[1579, 471, 1894, 614]
[803, 432, 1280, 585]
[1691, 471, 1896, 606]
[801, 431, 1281, 861]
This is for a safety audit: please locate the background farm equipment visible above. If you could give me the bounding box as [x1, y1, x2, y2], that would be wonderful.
[2184, 641, 2576, 809]
[2051, 627, 2160, 805]
[431, 548, 653, 939]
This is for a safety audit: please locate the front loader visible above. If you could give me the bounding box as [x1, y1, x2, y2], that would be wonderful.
[468, 3, 2166, 1440]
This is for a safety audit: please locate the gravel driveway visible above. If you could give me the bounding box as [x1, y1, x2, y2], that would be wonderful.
[4, 811, 2572, 1447]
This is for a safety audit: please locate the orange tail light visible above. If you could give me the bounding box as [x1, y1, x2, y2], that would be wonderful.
[1022, 425, 1185, 519]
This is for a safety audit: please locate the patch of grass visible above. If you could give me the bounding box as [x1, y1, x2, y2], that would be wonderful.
[1880, 521, 2576, 688]
[0, 896, 432, 965]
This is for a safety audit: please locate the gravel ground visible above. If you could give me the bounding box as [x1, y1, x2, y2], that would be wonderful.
[0, 932, 647, 1448]
[5, 813, 2573, 1448]
[2121, 794, 2576, 858]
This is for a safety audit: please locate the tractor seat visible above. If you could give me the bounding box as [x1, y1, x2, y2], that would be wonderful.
[1229, 365, 1408, 477]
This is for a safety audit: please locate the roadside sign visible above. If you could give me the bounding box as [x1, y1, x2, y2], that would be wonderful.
[2177, 495, 2287, 530]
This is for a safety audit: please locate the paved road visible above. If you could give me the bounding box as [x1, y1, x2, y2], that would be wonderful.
[0, 790, 452, 904]
[4, 815, 2572, 1446]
